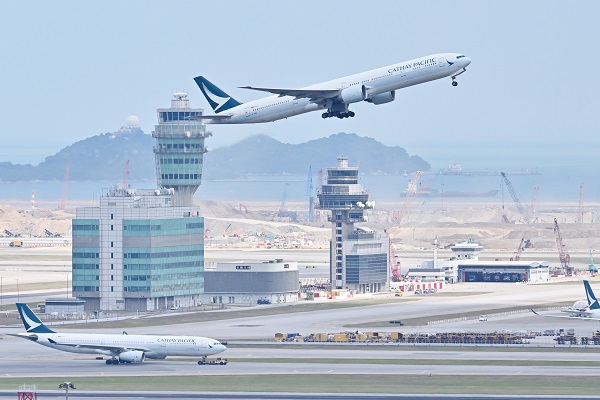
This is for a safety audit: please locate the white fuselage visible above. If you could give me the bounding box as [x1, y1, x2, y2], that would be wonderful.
[22, 332, 226, 359]
[207, 53, 470, 124]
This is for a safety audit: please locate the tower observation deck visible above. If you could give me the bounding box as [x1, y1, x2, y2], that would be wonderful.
[152, 93, 210, 206]
[317, 157, 388, 292]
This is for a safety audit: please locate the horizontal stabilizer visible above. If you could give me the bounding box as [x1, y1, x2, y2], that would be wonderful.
[186, 114, 233, 120]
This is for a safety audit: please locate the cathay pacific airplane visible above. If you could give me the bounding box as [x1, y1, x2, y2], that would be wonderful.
[193, 53, 471, 123]
[531, 280, 600, 320]
[9, 303, 227, 365]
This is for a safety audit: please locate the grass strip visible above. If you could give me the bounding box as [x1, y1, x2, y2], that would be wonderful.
[0, 375, 599, 395]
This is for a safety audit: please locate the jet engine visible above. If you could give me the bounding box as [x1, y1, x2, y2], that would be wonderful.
[339, 84, 366, 103]
[366, 91, 395, 105]
[119, 350, 145, 363]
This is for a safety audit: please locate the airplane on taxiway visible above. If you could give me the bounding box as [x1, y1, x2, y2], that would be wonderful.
[9, 303, 227, 365]
[531, 280, 600, 320]
[193, 52, 471, 123]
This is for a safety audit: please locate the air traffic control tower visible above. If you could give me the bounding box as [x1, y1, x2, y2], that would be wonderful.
[317, 156, 389, 293]
[153, 93, 210, 206]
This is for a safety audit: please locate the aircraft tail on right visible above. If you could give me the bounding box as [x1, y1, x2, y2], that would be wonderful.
[194, 76, 242, 113]
[584, 280, 600, 310]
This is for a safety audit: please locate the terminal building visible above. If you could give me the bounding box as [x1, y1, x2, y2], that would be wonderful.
[72, 93, 210, 311]
[316, 156, 389, 293]
[201, 259, 299, 305]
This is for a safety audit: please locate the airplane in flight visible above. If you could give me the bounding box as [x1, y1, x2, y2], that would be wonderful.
[193, 52, 471, 123]
[531, 280, 600, 320]
[9, 303, 227, 365]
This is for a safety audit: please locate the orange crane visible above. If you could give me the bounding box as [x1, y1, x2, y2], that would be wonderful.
[553, 218, 572, 275]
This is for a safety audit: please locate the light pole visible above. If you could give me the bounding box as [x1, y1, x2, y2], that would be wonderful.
[16, 278, 19, 303]
[59, 381, 75, 400]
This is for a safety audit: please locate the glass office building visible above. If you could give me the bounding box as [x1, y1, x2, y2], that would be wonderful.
[72, 94, 207, 311]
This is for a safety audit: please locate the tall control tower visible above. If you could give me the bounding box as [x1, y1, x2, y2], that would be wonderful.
[317, 156, 388, 293]
[153, 93, 209, 206]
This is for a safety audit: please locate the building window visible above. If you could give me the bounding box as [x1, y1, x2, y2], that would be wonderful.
[111, 275, 114, 281]
[110, 214, 114, 220]
[111, 286, 114, 292]
[110, 253, 114, 259]
[110, 241, 114, 247]
[111, 264, 114, 270]
[110, 225, 114, 231]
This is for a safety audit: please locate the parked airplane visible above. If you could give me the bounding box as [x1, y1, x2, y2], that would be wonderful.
[193, 53, 471, 123]
[9, 303, 227, 365]
[531, 280, 600, 320]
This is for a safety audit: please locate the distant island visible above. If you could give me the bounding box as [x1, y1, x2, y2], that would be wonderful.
[0, 130, 430, 182]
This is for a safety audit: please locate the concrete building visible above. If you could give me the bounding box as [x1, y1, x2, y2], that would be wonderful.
[316, 156, 388, 293]
[72, 94, 209, 312]
[202, 260, 299, 305]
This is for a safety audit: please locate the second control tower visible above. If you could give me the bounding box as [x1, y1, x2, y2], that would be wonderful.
[317, 157, 388, 293]
[153, 93, 210, 206]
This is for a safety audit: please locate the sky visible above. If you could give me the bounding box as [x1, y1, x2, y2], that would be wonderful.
[1, 1, 599, 171]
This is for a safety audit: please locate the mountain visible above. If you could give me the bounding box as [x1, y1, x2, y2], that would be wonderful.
[202, 133, 429, 178]
[0, 131, 429, 182]
[0, 129, 155, 182]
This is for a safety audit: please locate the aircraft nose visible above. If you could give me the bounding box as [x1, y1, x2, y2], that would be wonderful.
[463, 57, 471, 67]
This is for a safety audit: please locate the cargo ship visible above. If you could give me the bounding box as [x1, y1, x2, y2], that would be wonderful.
[400, 188, 499, 198]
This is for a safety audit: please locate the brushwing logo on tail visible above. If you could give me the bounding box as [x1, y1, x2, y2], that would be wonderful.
[202, 83, 232, 113]
[585, 281, 600, 310]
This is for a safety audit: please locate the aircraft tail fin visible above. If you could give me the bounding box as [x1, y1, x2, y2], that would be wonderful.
[194, 76, 242, 113]
[16, 303, 55, 333]
[584, 280, 600, 310]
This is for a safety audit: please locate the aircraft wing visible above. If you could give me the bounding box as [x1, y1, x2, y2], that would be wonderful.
[530, 309, 600, 320]
[239, 86, 340, 101]
[47, 338, 152, 354]
[186, 114, 233, 120]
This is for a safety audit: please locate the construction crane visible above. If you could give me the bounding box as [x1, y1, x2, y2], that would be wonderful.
[589, 250, 597, 276]
[393, 171, 423, 225]
[277, 182, 289, 217]
[306, 166, 314, 223]
[511, 238, 525, 261]
[58, 160, 71, 210]
[388, 233, 401, 281]
[578, 183, 584, 223]
[553, 217, 572, 275]
[500, 172, 529, 223]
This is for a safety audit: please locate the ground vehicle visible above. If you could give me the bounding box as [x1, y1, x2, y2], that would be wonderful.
[257, 299, 271, 305]
[479, 315, 488, 321]
[197, 357, 228, 365]
[414, 289, 422, 295]
[9, 240, 23, 247]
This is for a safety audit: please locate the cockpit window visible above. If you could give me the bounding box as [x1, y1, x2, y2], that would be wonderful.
[457, 55, 466, 59]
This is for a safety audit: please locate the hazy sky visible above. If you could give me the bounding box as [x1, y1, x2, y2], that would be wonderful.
[1, 1, 599, 170]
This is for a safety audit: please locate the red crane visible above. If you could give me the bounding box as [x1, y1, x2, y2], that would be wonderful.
[553, 218, 572, 275]
[511, 238, 525, 261]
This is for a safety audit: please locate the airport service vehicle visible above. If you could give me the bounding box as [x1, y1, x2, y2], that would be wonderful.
[193, 53, 471, 123]
[9, 240, 23, 247]
[10, 303, 227, 365]
[531, 280, 600, 320]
